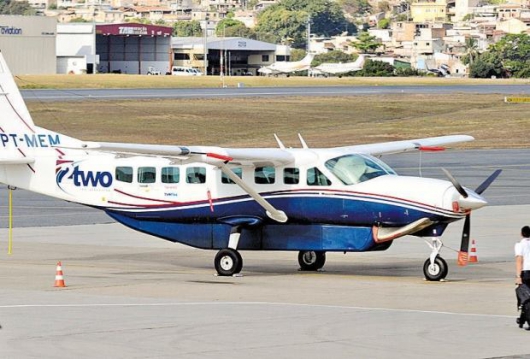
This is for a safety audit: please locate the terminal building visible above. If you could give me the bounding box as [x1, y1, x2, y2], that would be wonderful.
[0, 15, 56, 75]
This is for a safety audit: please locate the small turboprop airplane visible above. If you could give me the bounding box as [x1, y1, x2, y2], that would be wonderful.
[258, 53, 314, 76]
[311, 55, 366, 77]
[0, 53, 500, 280]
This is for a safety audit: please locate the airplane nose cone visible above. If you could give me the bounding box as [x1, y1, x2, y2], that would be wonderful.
[456, 190, 488, 211]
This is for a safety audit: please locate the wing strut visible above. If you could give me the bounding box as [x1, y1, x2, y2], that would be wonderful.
[219, 163, 288, 223]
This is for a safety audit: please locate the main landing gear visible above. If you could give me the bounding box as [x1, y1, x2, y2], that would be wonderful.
[214, 248, 243, 276]
[214, 228, 243, 276]
[423, 237, 448, 281]
[298, 251, 326, 271]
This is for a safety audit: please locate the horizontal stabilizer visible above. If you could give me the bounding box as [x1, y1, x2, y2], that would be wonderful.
[373, 218, 433, 243]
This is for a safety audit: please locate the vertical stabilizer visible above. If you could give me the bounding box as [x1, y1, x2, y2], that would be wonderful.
[0, 52, 36, 135]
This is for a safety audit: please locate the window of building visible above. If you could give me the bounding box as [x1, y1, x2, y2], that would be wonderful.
[255, 166, 275, 184]
[138, 167, 156, 184]
[307, 167, 331, 186]
[186, 167, 206, 184]
[222, 168, 243, 184]
[116, 166, 133, 183]
[262, 55, 269, 62]
[162, 167, 180, 183]
[174, 53, 191, 61]
[276, 55, 287, 61]
[283, 167, 300, 185]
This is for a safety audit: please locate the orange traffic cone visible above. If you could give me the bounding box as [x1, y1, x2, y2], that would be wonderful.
[54, 261, 66, 287]
[469, 240, 478, 263]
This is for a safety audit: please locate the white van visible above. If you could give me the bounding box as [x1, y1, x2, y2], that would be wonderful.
[171, 66, 203, 76]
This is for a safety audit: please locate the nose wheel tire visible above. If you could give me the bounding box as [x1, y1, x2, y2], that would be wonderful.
[215, 248, 243, 276]
[423, 256, 448, 281]
[298, 251, 326, 271]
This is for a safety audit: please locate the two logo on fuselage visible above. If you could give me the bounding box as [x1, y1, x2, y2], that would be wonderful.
[56, 160, 113, 190]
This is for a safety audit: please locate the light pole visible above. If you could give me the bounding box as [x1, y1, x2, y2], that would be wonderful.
[203, 17, 208, 75]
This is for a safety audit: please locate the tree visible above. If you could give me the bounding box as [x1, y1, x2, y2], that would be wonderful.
[173, 20, 203, 37]
[216, 18, 255, 38]
[255, 7, 309, 48]
[338, 0, 372, 15]
[352, 31, 380, 53]
[468, 33, 530, 78]
[290, 48, 307, 61]
[355, 59, 394, 76]
[255, 0, 354, 48]
[378, 18, 390, 29]
[312, 50, 355, 66]
[378, 0, 391, 13]
[126, 18, 152, 25]
[462, 37, 478, 66]
[469, 53, 503, 78]
[0, 0, 35, 15]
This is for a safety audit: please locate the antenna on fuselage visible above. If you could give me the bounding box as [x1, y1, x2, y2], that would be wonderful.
[274, 134, 285, 149]
[298, 133, 309, 149]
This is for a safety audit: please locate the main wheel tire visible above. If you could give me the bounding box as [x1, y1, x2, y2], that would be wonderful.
[298, 251, 326, 271]
[423, 256, 448, 281]
[215, 248, 242, 276]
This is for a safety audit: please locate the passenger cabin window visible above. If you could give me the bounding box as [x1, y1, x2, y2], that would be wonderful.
[138, 167, 156, 184]
[221, 167, 242, 184]
[325, 154, 396, 185]
[283, 167, 300, 185]
[186, 167, 206, 184]
[255, 166, 275, 184]
[307, 167, 331, 186]
[162, 167, 180, 184]
[116, 166, 133, 183]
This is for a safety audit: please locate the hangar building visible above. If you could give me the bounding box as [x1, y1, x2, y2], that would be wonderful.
[96, 23, 172, 75]
[171, 37, 289, 76]
[57, 23, 97, 74]
[0, 15, 56, 75]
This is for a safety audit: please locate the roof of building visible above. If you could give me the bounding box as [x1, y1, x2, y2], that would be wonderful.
[172, 37, 277, 51]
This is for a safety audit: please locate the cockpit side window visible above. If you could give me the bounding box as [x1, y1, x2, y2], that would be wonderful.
[325, 154, 395, 185]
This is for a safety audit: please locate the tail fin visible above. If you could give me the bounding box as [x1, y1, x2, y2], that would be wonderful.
[302, 53, 315, 66]
[0, 52, 36, 134]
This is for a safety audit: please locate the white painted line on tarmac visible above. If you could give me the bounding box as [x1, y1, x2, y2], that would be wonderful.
[0, 301, 514, 319]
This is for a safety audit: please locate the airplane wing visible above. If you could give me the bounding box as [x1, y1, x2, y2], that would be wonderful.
[334, 135, 474, 156]
[80, 141, 296, 166]
[80, 135, 472, 163]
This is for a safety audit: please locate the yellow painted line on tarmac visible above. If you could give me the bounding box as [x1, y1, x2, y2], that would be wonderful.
[504, 96, 530, 103]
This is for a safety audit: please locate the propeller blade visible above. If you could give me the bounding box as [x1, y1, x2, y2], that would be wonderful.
[460, 214, 471, 253]
[442, 168, 468, 198]
[458, 214, 471, 266]
[475, 169, 502, 195]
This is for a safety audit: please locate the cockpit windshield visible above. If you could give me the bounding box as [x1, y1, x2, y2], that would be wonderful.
[325, 154, 396, 185]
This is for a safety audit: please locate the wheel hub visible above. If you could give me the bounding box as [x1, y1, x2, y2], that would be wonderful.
[220, 256, 234, 271]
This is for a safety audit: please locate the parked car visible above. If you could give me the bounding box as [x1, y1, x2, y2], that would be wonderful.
[171, 66, 203, 76]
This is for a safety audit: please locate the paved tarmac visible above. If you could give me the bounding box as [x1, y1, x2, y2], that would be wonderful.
[0, 203, 529, 358]
[20, 84, 530, 102]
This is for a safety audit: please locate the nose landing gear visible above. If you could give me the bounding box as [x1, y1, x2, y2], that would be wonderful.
[423, 237, 448, 281]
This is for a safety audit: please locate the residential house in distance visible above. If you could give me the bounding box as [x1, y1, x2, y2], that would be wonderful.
[410, 0, 453, 23]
